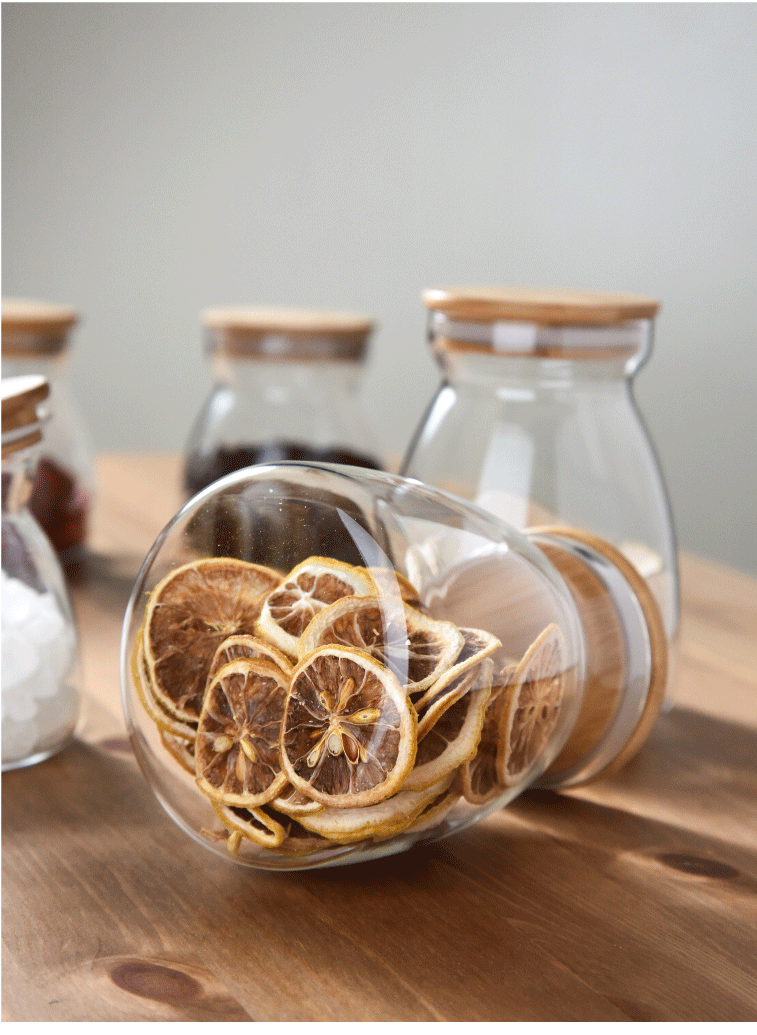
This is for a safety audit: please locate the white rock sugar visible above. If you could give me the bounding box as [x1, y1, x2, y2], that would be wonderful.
[1, 568, 77, 764]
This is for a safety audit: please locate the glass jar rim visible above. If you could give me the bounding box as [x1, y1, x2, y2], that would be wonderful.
[428, 311, 653, 360]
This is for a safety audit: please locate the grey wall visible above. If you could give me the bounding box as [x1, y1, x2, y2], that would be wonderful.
[3, 3, 756, 574]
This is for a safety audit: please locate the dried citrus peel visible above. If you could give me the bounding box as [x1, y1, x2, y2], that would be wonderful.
[207, 633, 294, 686]
[142, 557, 281, 722]
[280, 645, 417, 808]
[497, 624, 565, 786]
[195, 657, 290, 807]
[404, 682, 492, 793]
[210, 800, 288, 850]
[298, 594, 465, 692]
[131, 635, 198, 742]
[132, 549, 566, 860]
[256, 556, 376, 658]
[295, 774, 455, 844]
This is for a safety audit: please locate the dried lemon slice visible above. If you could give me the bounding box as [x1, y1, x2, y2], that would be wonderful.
[363, 566, 426, 611]
[210, 800, 288, 850]
[280, 645, 417, 808]
[207, 633, 294, 687]
[142, 557, 281, 722]
[196, 657, 289, 807]
[131, 635, 198, 742]
[256, 556, 376, 658]
[412, 627, 501, 712]
[404, 682, 491, 792]
[414, 628, 499, 739]
[415, 665, 481, 742]
[458, 666, 516, 805]
[497, 625, 566, 787]
[298, 595, 464, 693]
[406, 784, 461, 834]
[267, 816, 339, 857]
[295, 774, 455, 844]
[271, 783, 324, 817]
[159, 731, 196, 775]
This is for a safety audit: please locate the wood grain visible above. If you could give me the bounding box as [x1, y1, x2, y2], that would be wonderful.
[3, 454, 756, 1021]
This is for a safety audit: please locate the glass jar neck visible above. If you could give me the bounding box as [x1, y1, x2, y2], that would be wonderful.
[429, 313, 653, 386]
[210, 352, 364, 394]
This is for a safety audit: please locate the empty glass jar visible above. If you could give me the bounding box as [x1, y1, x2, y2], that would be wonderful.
[2, 375, 80, 770]
[401, 287, 679, 656]
[121, 463, 667, 871]
[1, 299, 94, 561]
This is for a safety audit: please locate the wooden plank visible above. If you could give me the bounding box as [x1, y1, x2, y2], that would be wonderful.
[2, 742, 629, 1022]
[678, 553, 757, 685]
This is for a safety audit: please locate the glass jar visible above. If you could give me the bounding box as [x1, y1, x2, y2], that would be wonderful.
[2, 375, 80, 770]
[182, 308, 385, 563]
[183, 307, 384, 490]
[120, 462, 667, 871]
[1, 299, 94, 562]
[401, 287, 679, 659]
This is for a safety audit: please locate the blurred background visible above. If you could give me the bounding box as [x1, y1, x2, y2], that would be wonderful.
[2, 2, 755, 573]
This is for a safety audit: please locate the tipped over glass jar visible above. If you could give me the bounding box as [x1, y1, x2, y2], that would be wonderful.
[121, 463, 667, 870]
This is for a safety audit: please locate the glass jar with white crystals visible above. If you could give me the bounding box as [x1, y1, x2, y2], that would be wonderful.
[2, 375, 80, 770]
[401, 287, 679, 666]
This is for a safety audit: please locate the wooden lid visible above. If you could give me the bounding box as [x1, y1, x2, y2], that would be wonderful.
[1, 374, 50, 457]
[201, 307, 374, 361]
[422, 287, 660, 325]
[533, 525, 668, 785]
[2, 298, 79, 356]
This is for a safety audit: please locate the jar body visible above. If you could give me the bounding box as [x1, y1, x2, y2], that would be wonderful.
[1, 350, 93, 560]
[2, 445, 80, 770]
[402, 345, 679, 648]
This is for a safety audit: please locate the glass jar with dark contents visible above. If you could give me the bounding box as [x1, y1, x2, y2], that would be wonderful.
[183, 307, 384, 566]
[2, 300, 94, 562]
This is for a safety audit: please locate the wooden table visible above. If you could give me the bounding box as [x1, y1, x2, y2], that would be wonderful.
[3, 454, 757, 1022]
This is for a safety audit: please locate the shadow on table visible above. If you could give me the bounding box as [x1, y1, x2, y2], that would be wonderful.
[66, 549, 146, 614]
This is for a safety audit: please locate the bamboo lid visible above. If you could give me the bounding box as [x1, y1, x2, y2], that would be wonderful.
[533, 525, 668, 786]
[2, 299, 79, 357]
[422, 287, 660, 326]
[1, 375, 50, 458]
[201, 307, 375, 361]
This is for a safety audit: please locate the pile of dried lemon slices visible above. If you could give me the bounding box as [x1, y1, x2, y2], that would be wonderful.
[131, 555, 565, 859]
